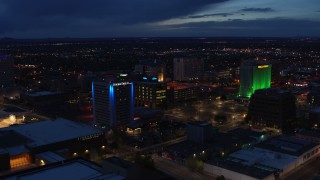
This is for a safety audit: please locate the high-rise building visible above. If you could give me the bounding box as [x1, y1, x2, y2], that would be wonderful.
[173, 58, 204, 81]
[92, 81, 134, 129]
[134, 60, 165, 82]
[166, 82, 200, 103]
[247, 88, 296, 130]
[0, 56, 14, 89]
[134, 81, 166, 108]
[239, 61, 271, 98]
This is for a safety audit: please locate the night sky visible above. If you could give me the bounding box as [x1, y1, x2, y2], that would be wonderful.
[0, 0, 319, 38]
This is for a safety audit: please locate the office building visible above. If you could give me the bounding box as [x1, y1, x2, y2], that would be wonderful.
[0, 56, 14, 89]
[134, 81, 166, 108]
[92, 81, 134, 129]
[239, 61, 271, 98]
[167, 82, 200, 103]
[134, 60, 165, 82]
[173, 57, 204, 81]
[248, 88, 296, 129]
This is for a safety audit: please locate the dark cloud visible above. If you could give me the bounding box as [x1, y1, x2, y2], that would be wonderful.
[188, 13, 233, 19]
[0, 1, 318, 38]
[0, 0, 227, 37]
[162, 18, 320, 37]
[241, 8, 274, 12]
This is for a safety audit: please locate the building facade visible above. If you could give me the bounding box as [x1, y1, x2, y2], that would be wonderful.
[187, 121, 213, 144]
[134, 60, 166, 82]
[173, 57, 204, 81]
[134, 81, 166, 108]
[239, 61, 271, 98]
[248, 88, 296, 129]
[92, 81, 134, 129]
[166, 82, 200, 103]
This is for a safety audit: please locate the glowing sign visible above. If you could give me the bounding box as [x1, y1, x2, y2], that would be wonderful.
[143, 77, 148, 80]
[257, 65, 269, 69]
[113, 82, 132, 86]
[134, 117, 141, 121]
[152, 77, 158, 81]
[119, 73, 128, 77]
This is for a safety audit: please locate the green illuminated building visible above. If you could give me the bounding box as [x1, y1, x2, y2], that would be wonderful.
[239, 61, 271, 98]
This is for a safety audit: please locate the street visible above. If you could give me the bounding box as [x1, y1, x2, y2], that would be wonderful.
[152, 155, 216, 180]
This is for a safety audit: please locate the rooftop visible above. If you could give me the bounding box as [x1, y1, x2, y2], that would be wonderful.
[230, 148, 296, 170]
[0, 130, 31, 155]
[1, 118, 101, 148]
[206, 157, 274, 179]
[296, 130, 320, 138]
[256, 135, 318, 157]
[36, 151, 65, 163]
[167, 82, 198, 90]
[2, 158, 123, 180]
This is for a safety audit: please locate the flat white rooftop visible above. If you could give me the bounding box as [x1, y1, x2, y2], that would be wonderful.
[230, 148, 297, 170]
[4, 160, 124, 180]
[4, 118, 101, 147]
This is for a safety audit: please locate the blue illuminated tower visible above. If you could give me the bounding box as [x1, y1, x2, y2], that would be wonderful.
[92, 81, 134, 129]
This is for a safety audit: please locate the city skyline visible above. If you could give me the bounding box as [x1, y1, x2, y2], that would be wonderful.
[0, 0, 320, 38]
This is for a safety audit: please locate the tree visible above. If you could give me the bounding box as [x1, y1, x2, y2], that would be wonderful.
[186, 157, 204, 172]
[134, 154, 154, 169]
[214, 114, 228, 124]
[216, 175, 225, 180]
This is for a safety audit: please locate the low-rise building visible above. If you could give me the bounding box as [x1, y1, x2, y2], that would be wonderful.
[1, 157, 124, 180]
[187, 121, 213, 144]
[204, 135, 320, 180]
[0, 119, 105, 173]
